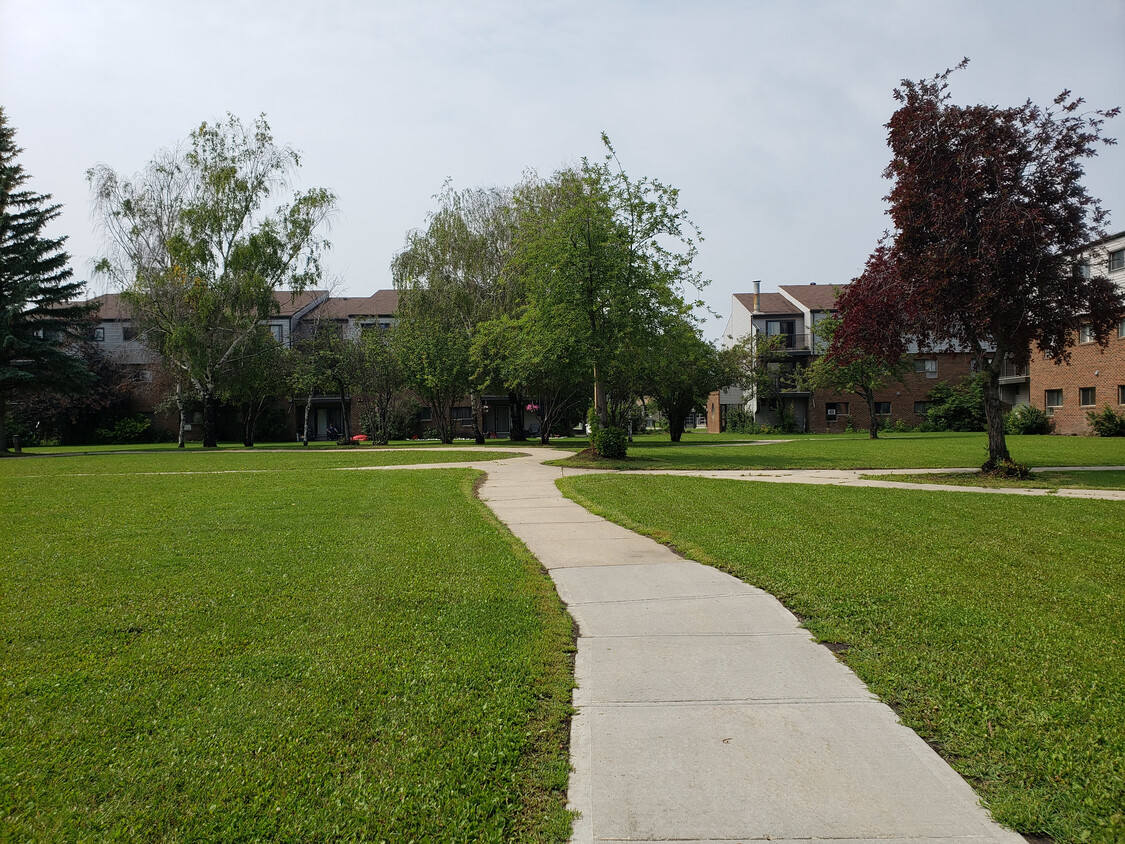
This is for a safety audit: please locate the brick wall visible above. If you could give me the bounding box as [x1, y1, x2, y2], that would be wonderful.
[1029, 329, 1125, 435]
[808, 353, 977, 433]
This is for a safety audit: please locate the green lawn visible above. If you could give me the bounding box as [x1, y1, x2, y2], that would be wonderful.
[862, 469, 1125, 490]
[1, 453, 574, 842]
[552, 431, 1125, 470]
[558, 473, 1125, 844]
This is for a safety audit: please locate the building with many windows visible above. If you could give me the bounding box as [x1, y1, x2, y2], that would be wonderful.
[708, 281, 976, 434]
[1025, 230, 1125, 435]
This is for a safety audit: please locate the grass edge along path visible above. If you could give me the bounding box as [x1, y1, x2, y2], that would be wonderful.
[860, 468, 1125, 491]
[557, 473, 1125, 844]
[1, 459, 575, 842]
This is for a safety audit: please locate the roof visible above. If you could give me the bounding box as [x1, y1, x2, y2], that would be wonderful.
[273, 289, 329, 317]
[733, 292, 800, 316]
[84, 293, 129, 320]
[306, 290, 399, 320]
[779, 284, 842, 311]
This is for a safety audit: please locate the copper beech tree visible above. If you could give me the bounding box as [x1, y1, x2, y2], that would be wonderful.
[834, 61, 1122, 470]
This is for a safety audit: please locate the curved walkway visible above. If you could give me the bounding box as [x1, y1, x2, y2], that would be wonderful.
[347, 448, 1122, 842]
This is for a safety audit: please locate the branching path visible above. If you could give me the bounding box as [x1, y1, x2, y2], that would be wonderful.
[338, 445, 1125, 843]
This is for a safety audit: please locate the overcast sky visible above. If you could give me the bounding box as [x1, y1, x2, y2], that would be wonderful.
[3, 0, 1123, 338]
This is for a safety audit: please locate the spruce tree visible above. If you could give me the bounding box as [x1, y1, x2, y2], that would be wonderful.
[0, 107, 93, 452]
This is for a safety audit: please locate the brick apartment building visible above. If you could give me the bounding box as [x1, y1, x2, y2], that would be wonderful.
[1024, 230, 1125, 435]
[708, 282, 975, 434]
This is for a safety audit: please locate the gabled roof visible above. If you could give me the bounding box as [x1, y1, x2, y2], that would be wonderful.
[779, 284, 842, 311]
[733, 292, 800, 316]
[84, 293, 128, 320]
[273, 289, 329, 317]
[306, 290, 398, 320]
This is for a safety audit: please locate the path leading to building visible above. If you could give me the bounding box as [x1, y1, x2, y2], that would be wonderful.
[471, 449, 1024, 844]
[344, 448, 1123, 841]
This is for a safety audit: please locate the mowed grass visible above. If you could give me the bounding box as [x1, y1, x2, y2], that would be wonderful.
[1, 453, 574, 841]
[553, 431, 1125, 470]
[862, 469, 1125, 490]
[558, 474, 1125, 843]
[1, 447, 515, 479]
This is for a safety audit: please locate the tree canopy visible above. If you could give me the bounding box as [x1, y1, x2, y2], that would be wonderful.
[835, 62, 1122, 467]
[89, 113, 336, 447]
[1, 107, 94, 453]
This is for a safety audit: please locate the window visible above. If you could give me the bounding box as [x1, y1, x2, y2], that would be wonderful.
[1109, 248, 1125, 272]
[1079, 324, 1095, 344]
[91, 327, 105, 342]
[269, 324, 284, 343]
[873, 401, 891, 416]
[452, 406, 473, 426]
[122, 325, 138, 342]
[130, 369, 154, 383]
[1119, 385, 1125, 405]
[764, 320, 797, 348]
[1079, 387, 1096, 406]
[1118, 319, 1125, 339]
[1079, 260, 1092, 279]
[825, 402, 848, 420]
[1044, 389, 1063, 415]
[914, 401, 931, 415]
[914, 358, 937, 377]
[418, 407, 432, 422]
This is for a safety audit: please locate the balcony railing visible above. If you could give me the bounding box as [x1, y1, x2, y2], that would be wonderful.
[763, 332, 812, 352]
[999, 361, 1029, 380]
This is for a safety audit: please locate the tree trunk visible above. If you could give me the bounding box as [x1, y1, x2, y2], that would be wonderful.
[594, 365, 608, 429]
[175, 385, 186, 448]
[242, 402, 255, 448]
[981, 368, 1011, 470]
[863, 388, 879, 439]
[0, 393, 8, 454]
[668, 412, 685, 442]
[302, 394, 313, 446]
[202, 390, 217, 448]
[339, 393, 350, 441]
[508, 392, 526, 441]
[470, 393, 485, 445]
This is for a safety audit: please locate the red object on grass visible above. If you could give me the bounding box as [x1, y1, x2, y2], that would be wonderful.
[351, 434, 369, 442]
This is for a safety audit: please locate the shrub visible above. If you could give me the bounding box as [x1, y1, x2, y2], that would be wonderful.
[94, 414, 157, 445]
[985, 458, 1032, 479]
[1006, 403, 1052, 435]
[592, 426, 627, 459]
[926, 376, 986, 432]
[1086, 405, 1125, 437]
[725, 406, 758, 434]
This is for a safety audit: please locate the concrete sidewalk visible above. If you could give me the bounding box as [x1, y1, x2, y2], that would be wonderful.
[474, 449, 1024, 844]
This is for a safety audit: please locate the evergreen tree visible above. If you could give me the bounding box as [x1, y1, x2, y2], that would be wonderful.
[0, 107, 93, 453]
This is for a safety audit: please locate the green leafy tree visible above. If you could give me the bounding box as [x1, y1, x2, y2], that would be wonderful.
[725, 331, 794, 430]
[835, 63, 1122, 469]
[1, 107, 95, 452]
[352, 325, 406, 445]
[288, 321, 338, 445]
[216, 326, 287, 447]
[804, 314, 910, 439]
[508, 136, 705, 450]
[88, 113, 336, 448]
[643, 316, 731, 443]
[392, 185, 513, 444]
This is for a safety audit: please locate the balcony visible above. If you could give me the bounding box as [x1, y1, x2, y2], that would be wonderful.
[998, 360, 1029, 384]
[763, 332, 813, 353]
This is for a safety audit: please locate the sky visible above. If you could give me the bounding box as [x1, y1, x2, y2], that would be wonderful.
[3, 0, 1123, 339]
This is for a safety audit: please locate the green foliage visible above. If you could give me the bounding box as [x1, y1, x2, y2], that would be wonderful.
[642, 316, 729, 442]
[1006, 403, 1053, 435]
[592, 425, 627, 458]
[561, 474, 1125, 842]
[89, 114, 336, 447]
[0, 107, 96, 452]
[1086, 405, 1125, 437]
[1, 453, 573, 840]
[925, 376, 986, 432]
[724, 405, 759, 434]
[985, 457, 1032, 479]
[94, 413, 158, 445]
